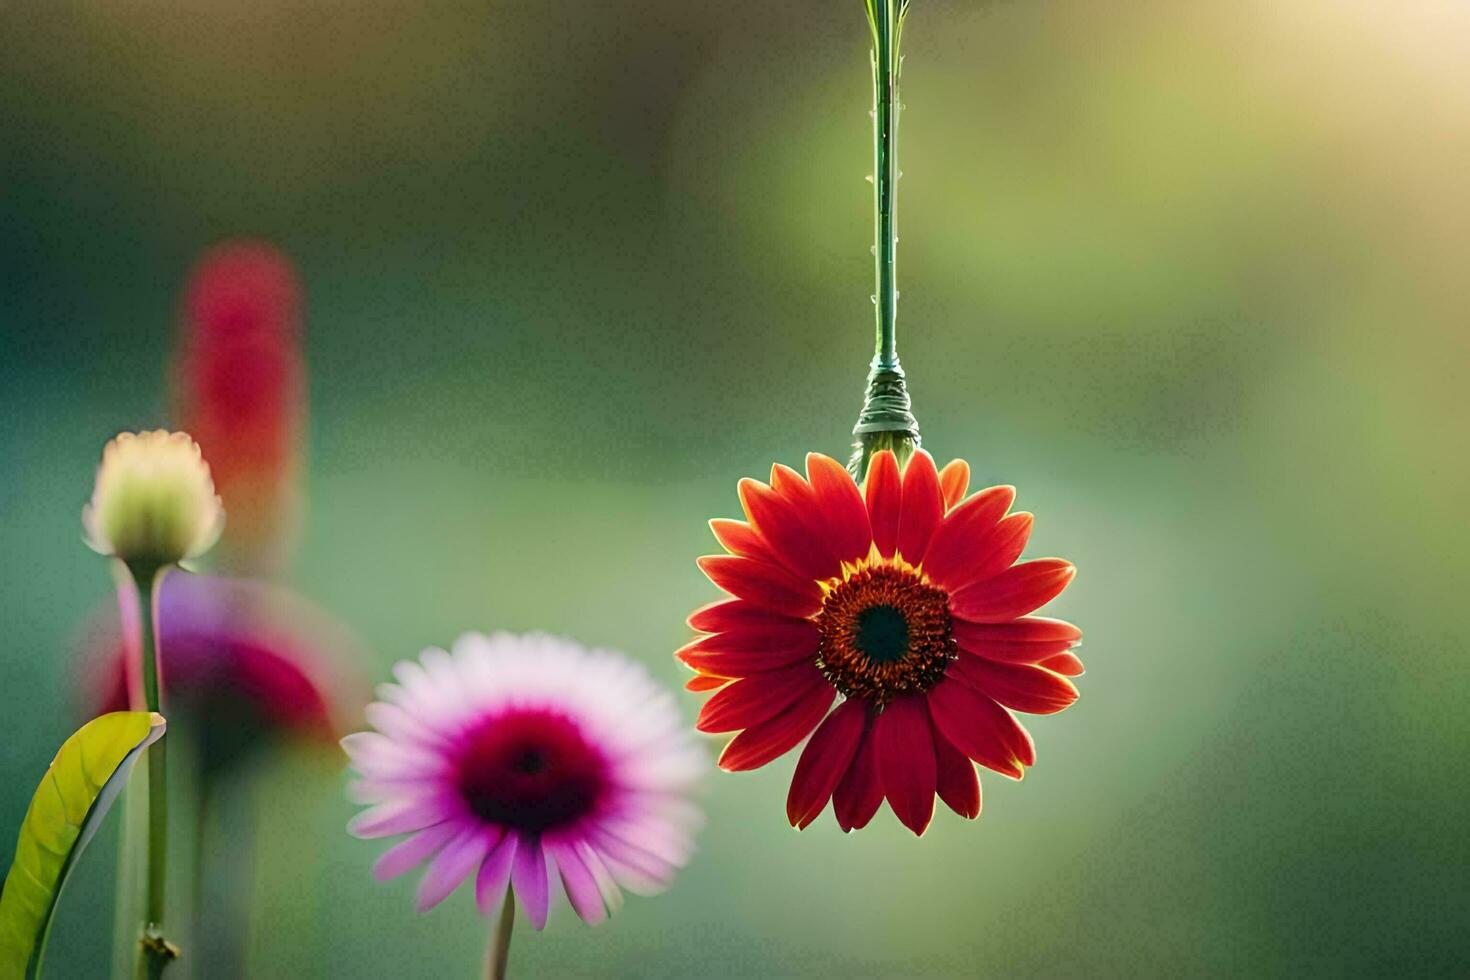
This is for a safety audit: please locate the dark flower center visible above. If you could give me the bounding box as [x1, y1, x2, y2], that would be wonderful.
[815, 563, 955, 704]
[854, 604, 910, 664]
[453, 709, 607, 833]
[513, 748, 546, 775]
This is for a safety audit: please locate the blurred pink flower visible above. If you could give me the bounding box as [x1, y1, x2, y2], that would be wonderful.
[173, 239, 305, 573]
[79, 573, 365, 776]
[345, 633, 706, 929]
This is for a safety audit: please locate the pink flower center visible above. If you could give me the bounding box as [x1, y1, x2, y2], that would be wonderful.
[453, 709, 608, 833]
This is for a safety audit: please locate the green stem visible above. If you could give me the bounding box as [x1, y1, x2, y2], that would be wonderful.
[485, 891, 515, 980]
[873, 0, 899, 372]
[125, 562, 177, 980]
[851, 0, 920, 479]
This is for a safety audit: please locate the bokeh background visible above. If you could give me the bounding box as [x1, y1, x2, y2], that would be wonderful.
[3, 0, 1468, 976]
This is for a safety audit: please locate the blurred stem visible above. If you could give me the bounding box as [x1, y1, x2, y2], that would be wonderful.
[124, 561, 178, 979]
[191, 774, 209, 967]
[851, 0, 920, 479]
[196, 770, 255, 975]
[485, 891, 515, 980]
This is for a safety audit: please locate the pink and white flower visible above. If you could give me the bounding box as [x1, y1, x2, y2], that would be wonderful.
[344, 632, 706, 929]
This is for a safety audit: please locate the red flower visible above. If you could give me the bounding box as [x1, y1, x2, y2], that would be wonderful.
[173, 240, 305, 571]
[680, 450, 1082, 835]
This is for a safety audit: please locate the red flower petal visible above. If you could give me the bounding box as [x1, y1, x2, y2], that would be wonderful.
[697, 664, 826, 733]
[930, 718, 981, 819]
[966, 512, 1034, 585]
[786, 699, 868, 829]
[675, 622, 820, 676]
[875, 695, 937, 835]
[806, 453, 873, 565]
[958, 616, 1082, 644]
[954, 637, 1075, 667]
[864, 450, 902, 559]
[685, 674, 728, 692]
[718, 688, 835, 772]
[1040, 652, 1086, 676]
[952, 617, 1079, 665]
[677, 647, 813, 678]
[897, 451, 944, 565]
[919, 485, 1017, 592]
[686, 598, 814, 634]
[681, 619, 821, 658]
[950, 559, 1076, 624]
[697, 555, 824, 618]
[739, 479, 840, 582]
[770, 462, 813, 502]
[926, 677, 1035, 778]
[952, 656, 1079, 715]
[832, 718, 884, 832]
[709, 519, 774, 561]
[938, 459, 970, 511]
[776, 461, 858, 578]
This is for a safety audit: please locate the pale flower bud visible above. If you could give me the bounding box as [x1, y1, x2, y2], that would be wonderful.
[83, 431, 225, 566]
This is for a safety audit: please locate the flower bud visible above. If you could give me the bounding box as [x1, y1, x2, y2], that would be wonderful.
[83, 430, 225, 566]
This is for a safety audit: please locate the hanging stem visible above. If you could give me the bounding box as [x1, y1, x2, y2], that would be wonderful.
[873, 0, 900, 372]
[125, 561, 179, 979]
[485, 891, 516, 980]
[851, 0, 920, 480]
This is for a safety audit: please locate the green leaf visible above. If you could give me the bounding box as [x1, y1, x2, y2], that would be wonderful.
[0, 712, 165, 980]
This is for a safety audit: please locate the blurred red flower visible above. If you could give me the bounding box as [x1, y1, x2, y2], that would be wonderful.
[173, 240, 305, 573]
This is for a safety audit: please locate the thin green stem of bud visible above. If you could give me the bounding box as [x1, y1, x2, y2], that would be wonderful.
[123, 560, 178, 980]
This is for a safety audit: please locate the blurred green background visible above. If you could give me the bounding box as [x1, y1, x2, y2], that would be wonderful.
[3, 0, 1468, 976]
